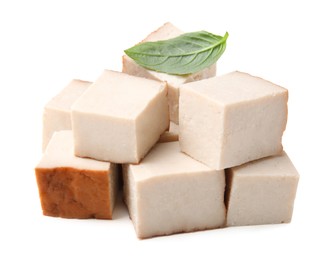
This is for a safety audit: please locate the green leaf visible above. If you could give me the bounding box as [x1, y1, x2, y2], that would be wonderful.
[124, 31, 228, 75]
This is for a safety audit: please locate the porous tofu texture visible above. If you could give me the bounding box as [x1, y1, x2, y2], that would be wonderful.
[42, 79, 91, 151]
[35, 131, 119, 219]
[123, 142, 226, 239]
[180, 71, 288, 170]
[122, 22, 216, 124]
[225, 151, 299, 226]
[72, 70, 169, 163]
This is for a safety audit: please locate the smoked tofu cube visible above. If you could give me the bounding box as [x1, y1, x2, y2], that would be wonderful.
[123, 142, 226, 239]
[158, 122, 179, 143]
[72, 70, 169, 163]
[42, 79, 91, 151]
[122, 22, 216, 124]
[35, 131, 119, 219]
[225, 151, 299, 226]
[180, 71, 288, 170]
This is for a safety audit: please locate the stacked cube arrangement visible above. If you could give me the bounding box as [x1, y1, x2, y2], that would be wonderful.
[35, 22, 299, 239]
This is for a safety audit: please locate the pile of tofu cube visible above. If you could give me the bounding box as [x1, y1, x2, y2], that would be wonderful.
[35, 22, 299, 239]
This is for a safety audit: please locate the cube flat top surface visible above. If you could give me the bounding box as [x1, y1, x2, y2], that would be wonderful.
[37, 131, 110, 171]
[182, 71, 287, 105]
[128, 142, 216, 181]
[72, 70, 166, 119]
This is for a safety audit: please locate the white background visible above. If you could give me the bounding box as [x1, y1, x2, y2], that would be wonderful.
[1, 0, 329, 259]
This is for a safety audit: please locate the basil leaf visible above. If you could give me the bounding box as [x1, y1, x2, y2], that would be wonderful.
[124, 31, 228, 75]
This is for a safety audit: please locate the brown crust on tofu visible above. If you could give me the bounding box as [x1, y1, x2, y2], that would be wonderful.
[35, 167, 112, 219]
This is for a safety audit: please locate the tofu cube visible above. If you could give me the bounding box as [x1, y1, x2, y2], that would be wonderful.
[158, 122, 179, 143]
[42, 79, 91, 151]
[225, 151, 299, 226]
[35, 131, 119, 219]
[123, 142, 226, 239]
[180, 71, 288, 170]
[72, 70, 169, 163]
[122, 22, 216, 124]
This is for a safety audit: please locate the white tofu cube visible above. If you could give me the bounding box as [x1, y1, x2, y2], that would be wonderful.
[72, 70, 169, 163]
[123, 142, 226, 239]
[42, 79, 91, 151]
[225, 152, 299, 226]
[35, 131, 119, 219]
[180, 71, 288, 170]
[122, 22, 216, 124]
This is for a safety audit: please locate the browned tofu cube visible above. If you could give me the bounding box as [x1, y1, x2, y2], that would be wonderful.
[35, 131, 119, 219]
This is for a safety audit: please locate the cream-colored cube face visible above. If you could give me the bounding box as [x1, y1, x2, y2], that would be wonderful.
[122, 22, 217, 124]
[221, 94, 287, 167]
[123, 142, 226, 239]
[72, 70, 169, 164]
[225, 152, 299, 226]
[179, 71, 288, 170]
[42, 80, 91, 151]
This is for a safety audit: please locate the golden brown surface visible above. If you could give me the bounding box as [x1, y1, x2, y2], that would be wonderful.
[35, 167, 112, 219]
